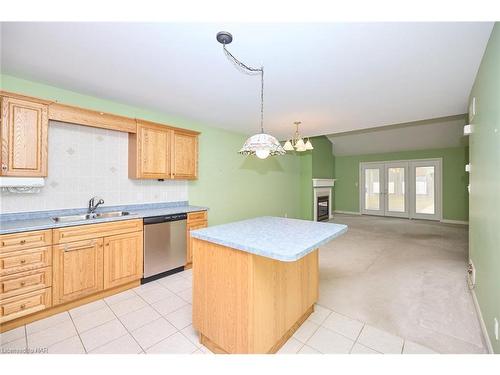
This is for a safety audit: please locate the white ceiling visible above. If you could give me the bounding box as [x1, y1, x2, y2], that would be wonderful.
[0, 22, 493, 139]
[327, 115, 468, 156]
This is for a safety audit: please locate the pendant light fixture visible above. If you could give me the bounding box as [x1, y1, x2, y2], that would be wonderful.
[283, 121, 314, 152]
[216, 31, 285, 159]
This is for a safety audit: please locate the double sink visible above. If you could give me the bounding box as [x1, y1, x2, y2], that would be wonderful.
[52, 211, 131, 223]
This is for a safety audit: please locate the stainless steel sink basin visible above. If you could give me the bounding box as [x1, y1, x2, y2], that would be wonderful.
[52, 211, 130, 223]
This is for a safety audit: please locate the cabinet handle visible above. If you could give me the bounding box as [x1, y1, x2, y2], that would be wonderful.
[20, 259, 26, 264]
[1, 164, 7, 172]
[20, 281, 26, 287]
[20, 240, 26, 244]
[20, 304, 26, 310]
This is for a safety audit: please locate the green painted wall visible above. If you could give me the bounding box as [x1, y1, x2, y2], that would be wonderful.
[334, 147, 469, 221]
[468, 23, 500, 353]
[0, 74, 302, 225]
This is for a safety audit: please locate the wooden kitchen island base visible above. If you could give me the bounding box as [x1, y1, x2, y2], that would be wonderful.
[192, 238, 319, 354]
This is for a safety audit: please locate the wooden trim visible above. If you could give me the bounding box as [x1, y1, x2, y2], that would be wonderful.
[0, 280, 139, 333]
[0, 91, 54, 105]
[137, 119, 199, 136]
[48, 102, 137, 133]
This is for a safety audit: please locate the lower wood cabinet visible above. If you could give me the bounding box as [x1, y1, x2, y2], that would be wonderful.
[186, 211, 208, 267]
[103, 232, 143, 289]
[52, 238, 104, 305]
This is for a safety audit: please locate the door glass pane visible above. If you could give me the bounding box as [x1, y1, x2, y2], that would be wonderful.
[365, 168, 380, 210]
[388, 167, 405, 212]
[415, 166, 435, 214]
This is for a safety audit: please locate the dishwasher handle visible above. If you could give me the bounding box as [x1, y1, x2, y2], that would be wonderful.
[144, 213, 187, 225]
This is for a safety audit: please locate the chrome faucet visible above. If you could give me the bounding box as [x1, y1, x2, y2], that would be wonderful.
[88, 196, 104, 214]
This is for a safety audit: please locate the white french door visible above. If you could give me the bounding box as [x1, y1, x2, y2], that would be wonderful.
[360, 159, 441, 220]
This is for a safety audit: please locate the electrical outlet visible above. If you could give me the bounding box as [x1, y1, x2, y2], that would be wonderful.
[495, 318, 499, 341]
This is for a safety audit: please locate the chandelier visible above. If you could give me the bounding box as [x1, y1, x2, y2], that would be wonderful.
[216, 31, 286, 159]
[283, 122, 314, 152]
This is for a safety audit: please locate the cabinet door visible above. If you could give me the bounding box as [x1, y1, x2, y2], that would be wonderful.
[1, 96, 48, 176]
[52, 238, 104, 305]
[172, 131, 198, 179]
[103, 232, 143, 289]
[186, 221, 207, 266]
[137, 123, 171, 178]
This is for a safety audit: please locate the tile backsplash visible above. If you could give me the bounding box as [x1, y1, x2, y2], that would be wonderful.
[0, 121, 187, 213]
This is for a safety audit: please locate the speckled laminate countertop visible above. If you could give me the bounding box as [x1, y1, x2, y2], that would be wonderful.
[190, 216, 347, 262]
[0, 202, 208, 235]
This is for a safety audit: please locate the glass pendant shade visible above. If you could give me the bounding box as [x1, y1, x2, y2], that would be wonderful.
[295, 138, 305, 150]
[283, 140, 294, 151]
[238, 133, 286, 157]
[305, 139, 314, 150]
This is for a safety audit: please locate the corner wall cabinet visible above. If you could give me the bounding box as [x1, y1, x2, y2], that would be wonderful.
[0, 94, 50, 177]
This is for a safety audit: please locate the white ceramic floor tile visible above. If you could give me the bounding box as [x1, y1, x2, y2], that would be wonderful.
[151, 294, 187, 316]
[133, 280, 161, 292]
[277, 337, 304, 354]
[70, 300, 107, 318]
[79, 319, 127, 352]
[165, 304, 192, 330]
[0, 326, 25, 345]
[176, 288, 193, 303]
[198, 344, 214, 354]
[357, 325, 404, 354]
[322, 312, 364, 340]
[298, 345, 321, 354]
[293, 320, 319, 343]
[27, 311, 71, 335]
[178, 268, 192, 279]
[108, 295, 148, 317]
[72, 306, 116, 333]
[48, 335, 86, 354]
[306, 326, 354, 354]
[180, 325, 202, 348]
[159, 277, 192, 293]
[146, 332, 198, 354]
[307, 304, 332, 325]
[27, 320, 77, 349]
[118, 305, 161, 332]
[134, 284, 175, 304]
[403, 340, 438, 354]
[350, 342, 380, 354]
[1, 337, 26, 353]
[156, 273, 185, 284]
[131, 318, 177, 350]
[104, 289, 137, 305]
[90, 333, 143, 354]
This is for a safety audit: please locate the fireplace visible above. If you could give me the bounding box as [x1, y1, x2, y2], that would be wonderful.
[312, 178, 336, 222]
[317, 195, 330, 221]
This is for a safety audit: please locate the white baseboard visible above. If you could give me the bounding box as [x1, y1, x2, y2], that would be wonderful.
[440, 219, 469, 225]
[334, 210, 361, 215]
[470, 285, 494, 354]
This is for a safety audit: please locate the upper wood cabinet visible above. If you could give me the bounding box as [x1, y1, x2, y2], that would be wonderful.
[129, 121, 199, 180]
[129, 120, 172, 179]
[172, 131, 198, 179]
[0, 95, 49, 177]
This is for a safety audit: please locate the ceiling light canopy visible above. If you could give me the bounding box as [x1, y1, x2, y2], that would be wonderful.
[216, 31, 285, 159]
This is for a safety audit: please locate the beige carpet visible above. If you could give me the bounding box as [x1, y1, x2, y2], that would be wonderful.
[318, 214, 486, 354]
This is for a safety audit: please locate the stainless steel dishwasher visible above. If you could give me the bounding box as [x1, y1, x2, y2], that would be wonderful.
[143, 213, 187, 281]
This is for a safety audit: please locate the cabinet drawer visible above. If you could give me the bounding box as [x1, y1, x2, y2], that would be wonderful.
[0, 267, 52, 300]
[0, 288, 52, 324]
[53, 219, 143, 244]
[0, 246, 52, 276]
[187, 211, 207, 223]
[0, 230, 52, 254]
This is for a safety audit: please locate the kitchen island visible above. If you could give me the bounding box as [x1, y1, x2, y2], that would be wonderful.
[190, 216, 347, 354]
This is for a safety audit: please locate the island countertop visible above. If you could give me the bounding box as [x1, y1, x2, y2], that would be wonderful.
[190, 216, 348, 262]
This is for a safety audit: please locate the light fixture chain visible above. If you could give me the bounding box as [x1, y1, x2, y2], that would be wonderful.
[223, 44, 265, 134]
